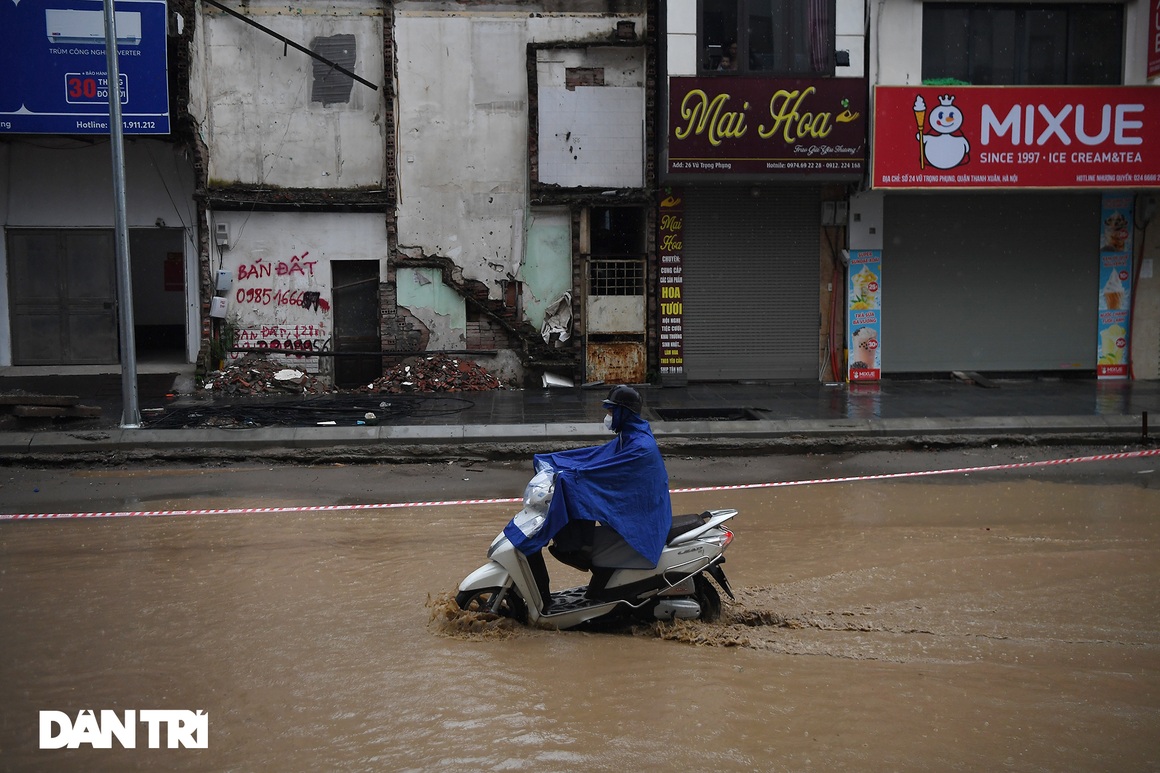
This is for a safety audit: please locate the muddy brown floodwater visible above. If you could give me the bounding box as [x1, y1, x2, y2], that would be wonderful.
[2, 473, 1159, 771]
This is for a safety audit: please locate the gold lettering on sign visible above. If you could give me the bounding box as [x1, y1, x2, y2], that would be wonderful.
[674, 90, 748, 146]
[758, 87, 836, 143]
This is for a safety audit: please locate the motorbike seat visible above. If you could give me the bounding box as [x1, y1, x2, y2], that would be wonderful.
[667, 512, 710, 545]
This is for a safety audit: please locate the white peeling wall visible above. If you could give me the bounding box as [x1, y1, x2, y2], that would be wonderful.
[394, 5, 646, 299]
[394, 10, 528, 288]
[867, 0, 925, 86]
[210, 211, 387, 370]
[190, 0, 386, 187]
[537, 47, 645, 187]
[3, 140, 195, 228]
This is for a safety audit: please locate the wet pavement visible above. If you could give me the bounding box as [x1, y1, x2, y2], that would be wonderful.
[1, 366, 1158, 461]
[2, 455, 1158, 770]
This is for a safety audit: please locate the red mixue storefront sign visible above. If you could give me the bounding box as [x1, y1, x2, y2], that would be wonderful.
[666, 77, 867, 180]
[873, 85, 1160, 189]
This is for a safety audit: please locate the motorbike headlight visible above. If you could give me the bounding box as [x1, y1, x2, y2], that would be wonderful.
[523, 468, 556, 509]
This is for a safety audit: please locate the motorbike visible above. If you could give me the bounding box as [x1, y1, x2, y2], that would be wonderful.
[456, 469, 738, 630]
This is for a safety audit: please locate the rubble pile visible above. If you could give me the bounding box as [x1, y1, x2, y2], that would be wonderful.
[202, 354, 339, 396]
[361, 353, 505, 393]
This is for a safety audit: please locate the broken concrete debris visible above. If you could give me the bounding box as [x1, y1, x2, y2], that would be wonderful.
[359, 353, 505, 394]
[200, 352, 505, 397]
[202, 354, 340, 396]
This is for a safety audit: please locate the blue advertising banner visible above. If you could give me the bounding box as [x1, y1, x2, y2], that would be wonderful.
[847, 249, 882, 382]
[1096, 194, 1134, 379]
[0, 0, 169, 134]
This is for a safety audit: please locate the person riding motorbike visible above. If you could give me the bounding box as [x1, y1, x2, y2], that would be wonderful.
[503, 385, 674, 611]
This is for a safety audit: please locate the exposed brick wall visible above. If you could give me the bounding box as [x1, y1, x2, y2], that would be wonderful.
[379, 284, 428, 371]
[465, 317, 516, 351]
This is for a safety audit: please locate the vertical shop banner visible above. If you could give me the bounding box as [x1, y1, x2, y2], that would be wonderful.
[1150, 0, 1160, 80]
[1097, 194, 1134, 379]
[0, 0, 170, 135]
[847, 250, 882, 382]
[658, 192, 685, 375]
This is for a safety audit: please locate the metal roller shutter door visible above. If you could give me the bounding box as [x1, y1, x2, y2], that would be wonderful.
[682, 188, 820, 380]
[883, 193, 1099, 373]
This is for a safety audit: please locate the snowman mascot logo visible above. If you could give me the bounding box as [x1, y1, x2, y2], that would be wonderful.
[914, 94, 970, 170]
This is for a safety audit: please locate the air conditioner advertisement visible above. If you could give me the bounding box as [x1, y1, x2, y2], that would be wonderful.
[0, 0, 169, 135]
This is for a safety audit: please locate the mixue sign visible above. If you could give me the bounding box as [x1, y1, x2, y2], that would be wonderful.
[873, 86, 1160, 189]
[40, 710, 208, 749]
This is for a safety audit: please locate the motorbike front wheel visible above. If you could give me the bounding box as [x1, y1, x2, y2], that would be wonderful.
[455, 587, 528, 624]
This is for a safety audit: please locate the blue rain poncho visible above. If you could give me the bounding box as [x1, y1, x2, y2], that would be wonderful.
[503, 406, 673, 566]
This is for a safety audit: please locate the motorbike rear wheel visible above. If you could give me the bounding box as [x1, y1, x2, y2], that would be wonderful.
[694, 575, 722, 622]
[455, 587, 528, 624]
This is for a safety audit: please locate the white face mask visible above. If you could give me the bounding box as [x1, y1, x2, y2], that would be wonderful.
[603, 414, 615, 432]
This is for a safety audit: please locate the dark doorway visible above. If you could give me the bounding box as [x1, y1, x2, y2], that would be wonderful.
[332, 260, 382, 387]
[129, 228, 188, 360]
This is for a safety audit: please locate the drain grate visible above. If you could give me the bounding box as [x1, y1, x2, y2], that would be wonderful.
[652, 407, 765, 421]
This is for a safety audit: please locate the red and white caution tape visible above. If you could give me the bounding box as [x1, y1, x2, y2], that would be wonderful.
[671, 448, 1160, 495]
[2, 449, 1157, 521]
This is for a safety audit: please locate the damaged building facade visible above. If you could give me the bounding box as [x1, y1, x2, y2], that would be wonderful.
[391, 0, 654, 385]
[1, 0, 654, 387]
[5, 0, 1155, 386]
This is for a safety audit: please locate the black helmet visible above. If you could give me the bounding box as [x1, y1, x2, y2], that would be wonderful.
[602, 384, 643, 415]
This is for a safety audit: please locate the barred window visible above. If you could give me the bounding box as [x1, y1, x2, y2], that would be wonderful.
[589, 259, 644, 296]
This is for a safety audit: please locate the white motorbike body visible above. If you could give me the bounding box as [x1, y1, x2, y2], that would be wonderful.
[456, 472, 737, 629]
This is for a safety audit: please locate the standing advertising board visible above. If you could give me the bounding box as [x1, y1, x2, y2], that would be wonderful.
[847, 250, 881, 382]
[873, 86, 1160, 189]
[0, 0, 169, 134]
[1097, 194, 1134, 379]
[1150, 0, 1160, 80]
[658, 191, 686, 376]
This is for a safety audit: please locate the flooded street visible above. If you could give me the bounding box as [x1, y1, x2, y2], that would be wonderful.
[2, 450, 1159, 771]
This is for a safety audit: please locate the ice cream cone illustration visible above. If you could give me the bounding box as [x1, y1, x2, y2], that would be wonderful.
[913, 95, 927, 169]
[1102, 270, 1127, 311]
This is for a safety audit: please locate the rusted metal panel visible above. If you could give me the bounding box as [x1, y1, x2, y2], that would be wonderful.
[586, 341, 646, 384]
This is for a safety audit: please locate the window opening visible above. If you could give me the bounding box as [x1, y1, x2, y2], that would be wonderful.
[588, 207, 645, 297]
[311, 34, 356, 105]
[700, 0, 835, 75]
[921, 3, 1123, 85]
